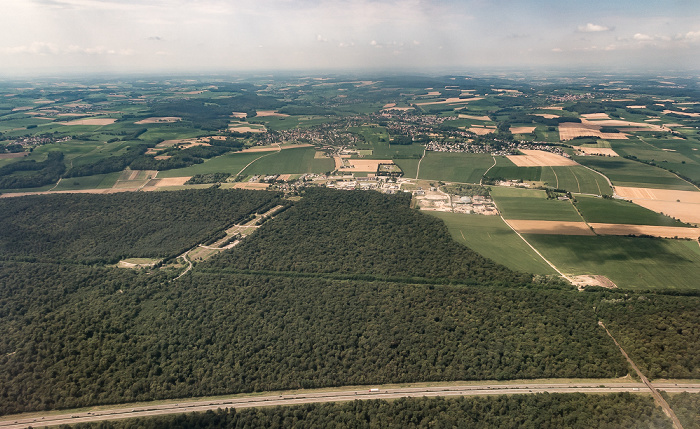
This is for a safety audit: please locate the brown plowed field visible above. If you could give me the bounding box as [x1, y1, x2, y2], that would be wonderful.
[507, 150, 578, 167]
[507, 220, 595, 235]
[590, 223, 700, 239]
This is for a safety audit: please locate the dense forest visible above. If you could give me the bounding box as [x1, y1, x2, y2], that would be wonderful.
[65, 394, 672, 429]
[663, 392, 700, 429]
[207, 188, 533, 286]
[0, 188, 697, 420]
[595, 292, 700, 379]
[0, 189, 282, 263]
[0, 261, 628, 415]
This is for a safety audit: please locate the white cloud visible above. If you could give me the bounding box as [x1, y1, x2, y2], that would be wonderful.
[578, 23, 611, 33]
[633, 33, 653, 41]
[316, 34, 328, 43]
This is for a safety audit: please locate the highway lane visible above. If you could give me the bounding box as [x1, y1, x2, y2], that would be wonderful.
[2, 382, 699, 428]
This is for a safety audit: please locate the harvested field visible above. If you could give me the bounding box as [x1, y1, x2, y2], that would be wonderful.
[468, 126, 496, 135]
[313, 151, 327, 159]
[632, 200, 700, 225]
[532, 113, 560, 119]
[614, 186, 700, 225]
[508, 150, 578, 167]
[61, 118, 117, 126]
[0, 152, 28, 159]
[383, 103, 396, 108]
[151, 177, 191, 187]
[382, 106, 413, 111]
[256, 110, 289, 117]
[459, 114, 491, 121]
[510, 126, 536, 134]
[415, 97, 484, 106]
[506, 220, 595, 235]
[135, 116, 181, 124]
[614, 186, 700, 203]
[156, 138, 211, 148]
[154, 155, 171, 160]
[581, 113, 611, 120]
[231, 112, 247, 118]
[229, 182, 270, 190]
[558, 122, 629, 140]
[590, 223, 700, 239]
[335, 158, 394, 172]
[277, 174, 292, 181]
[627, 105, 647, 109]
[663, 110, 700, 117]
[229, 125, 266, 133]
[570, 275, 617, 289]
[574, 146, 619, 157]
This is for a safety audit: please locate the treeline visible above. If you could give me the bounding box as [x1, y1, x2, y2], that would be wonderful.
[0, 188, 282, 263]
[207, 188, 533, 286]
[185, 172, 230, 184]
[65, 394, 672, 429]
[67, 138, 245, 177]
[595, 291, 700, 379]
[0, 151, 65, 189]
[65, 145, 148, 178]
[150, 93, 283, 130]
[0, 262, 628, 415]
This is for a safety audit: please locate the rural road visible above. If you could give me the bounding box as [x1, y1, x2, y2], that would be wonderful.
[2, 382, 699, 428]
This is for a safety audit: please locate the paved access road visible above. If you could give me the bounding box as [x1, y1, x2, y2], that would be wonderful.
[2, 382, 699, 429]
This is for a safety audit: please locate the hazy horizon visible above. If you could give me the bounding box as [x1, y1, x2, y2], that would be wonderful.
[1, 0, 700, 76]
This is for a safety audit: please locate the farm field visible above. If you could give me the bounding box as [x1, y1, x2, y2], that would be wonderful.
[484, 156, 542, 182]
[428, 212, 556, 275]
[394, 158, 420, 179]
[416, 152, 493, 183]
[155, 152, 268, 178]
[490, 187, 582, 222]
[574, 156, 696, 191]
[574, 195, 687, 226]
[539, 166, 613, 195]
[242, 147, 334, 175]
[525, 234, 700, 290]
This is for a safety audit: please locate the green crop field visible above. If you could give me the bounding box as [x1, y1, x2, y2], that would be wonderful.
[242, 147, 334, 175]
[539, 166, 613, 195]
[490, 187, 582, 221]
[52, 172, 121, 190]
[574, 195, 687, 226]
[417, 152, 494, 183]
[485, 157, 542, 181]
[394, 158, 420, 179]
[526, 234, 700, 290]
[156, 151, 266, 178]
[429, 212, 556, 275]
[574, 156, 696, 191]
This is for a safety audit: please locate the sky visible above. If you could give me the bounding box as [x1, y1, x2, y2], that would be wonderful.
[1, 0, 699, 75]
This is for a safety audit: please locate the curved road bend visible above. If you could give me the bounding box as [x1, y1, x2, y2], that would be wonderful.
[3, 382, 699, 428]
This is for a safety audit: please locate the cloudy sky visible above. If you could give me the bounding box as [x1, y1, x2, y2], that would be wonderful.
[1, 0, 699, 75]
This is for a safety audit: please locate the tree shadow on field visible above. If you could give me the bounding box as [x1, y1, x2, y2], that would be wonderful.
[527, 235, 695, 265]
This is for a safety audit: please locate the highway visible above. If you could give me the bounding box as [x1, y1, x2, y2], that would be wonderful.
[2, 382, 699, 428]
